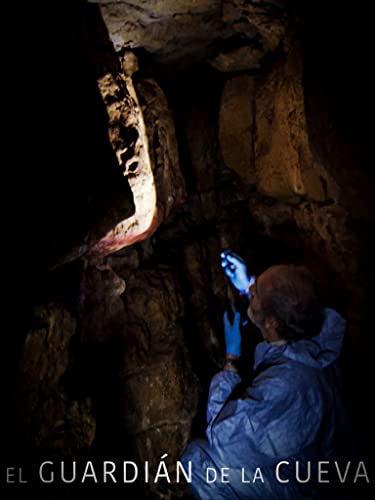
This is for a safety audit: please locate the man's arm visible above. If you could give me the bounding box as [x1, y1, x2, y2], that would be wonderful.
[206, 366, 323, 468]
[206, 311, 242, 425]
[206, 367, 241, 425]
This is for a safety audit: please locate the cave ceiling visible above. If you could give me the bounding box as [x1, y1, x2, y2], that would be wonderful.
[92, 0, 289, 70]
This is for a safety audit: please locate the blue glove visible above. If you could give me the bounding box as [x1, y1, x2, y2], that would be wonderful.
[220, 250, 254, 294]
[223, 310, 241, 357]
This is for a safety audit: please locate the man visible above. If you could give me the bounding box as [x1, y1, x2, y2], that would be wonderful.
[181, 251, 351, 499]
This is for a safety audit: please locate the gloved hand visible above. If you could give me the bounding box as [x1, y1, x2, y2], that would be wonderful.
[220, 250, 255, 294]
[223, 310, 241, 357]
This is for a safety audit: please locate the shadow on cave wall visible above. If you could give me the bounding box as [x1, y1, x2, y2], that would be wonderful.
[3, 0, 134, 473]
[301, 0, 374, 473]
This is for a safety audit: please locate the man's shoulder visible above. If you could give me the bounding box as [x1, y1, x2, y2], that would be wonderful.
[251, 357, 323, 401]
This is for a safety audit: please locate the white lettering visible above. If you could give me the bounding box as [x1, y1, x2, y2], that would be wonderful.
[253, 467, 264, 483]
[39, 461, 54, 483]
[176, 461, 192, 483]
[6, 467, 28, 484]
[123, 462, 138, 483]
[354, 462, 369, 483]
[318, 461, 329, 483]
[253, 467, 264, 482]
[241, 468, 251, 483]
[296, 461, 311, 483]
[103, 461, 116, 483]
[275, 461, 289, 483]
[335, 461, 351, 483]
[221, 468, 229, 483]
[19, 468, 28, 483]
[154, 454, 170, 483]
[81, 461, 98, 483]
[61, 461, 76, 483]
[206, 467, 217, 483]
[6, 467, 15, 483]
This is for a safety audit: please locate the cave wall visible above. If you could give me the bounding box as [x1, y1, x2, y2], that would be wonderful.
[6, 1, 373, 497]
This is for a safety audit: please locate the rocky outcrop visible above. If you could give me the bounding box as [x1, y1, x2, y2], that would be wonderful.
[183, 105, 218, 193]
[86, 53, 186, 259]
[209, 0, 288, 72]
[17, 304, 96, 456]
[219, 75, 256, 186]
[98, 0, 222, 62]
[20, 2, 136, 273]
[97, 0, 290, 68]
[79, 259, 199, 474]
[217, 40, 338, 202]
[118, 267, 198, 470]
[136, 77, 187, 222]
[79, 263, 126, 344]
[254, 41, 337, 201]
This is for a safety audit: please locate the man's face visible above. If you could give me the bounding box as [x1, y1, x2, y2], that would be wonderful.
[247, 279, 265, 330]
[247, 267, 280, 339]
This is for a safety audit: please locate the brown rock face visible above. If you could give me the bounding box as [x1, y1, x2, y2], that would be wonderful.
[119, 268, 198, 463]
[17, 304, 96, 456]
[98, 0, 221, 61]
[209, 0, 288, 72]
[80, 263, 126, 345]
[184, 105, 217, 192]
[219, 75, 256, 185]
[10, 2, 373, 495]
[136, 78, 187, 221]
[97, 0, 290, 68]
[254, 42, 337, 201]
[80, 260, 199, 474]
[86, 53, 186, 259]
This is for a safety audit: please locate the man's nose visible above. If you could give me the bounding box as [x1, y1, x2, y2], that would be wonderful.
[249, 283, 255, 295]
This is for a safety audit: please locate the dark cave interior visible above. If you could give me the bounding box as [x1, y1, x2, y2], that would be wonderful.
[3, 1, 374, 498]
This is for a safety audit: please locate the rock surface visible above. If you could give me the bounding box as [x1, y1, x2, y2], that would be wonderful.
[97, 0, 290, 67]
[79, 261, 199, 472]
[17, 304, 96, 456]
[11, 2, 373, 497]
[254, 41, 337, 200]
[98, 0, 222, 61]
[219, 75, 256, 185]
[86, 53, 186, 259]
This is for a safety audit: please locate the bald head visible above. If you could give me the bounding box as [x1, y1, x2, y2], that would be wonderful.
[258, 265, 318, 306]
[249, 265, 323, 342]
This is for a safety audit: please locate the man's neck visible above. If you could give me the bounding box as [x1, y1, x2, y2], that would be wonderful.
[263, 328, 281, 344]
[270, 339, 287, 346]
